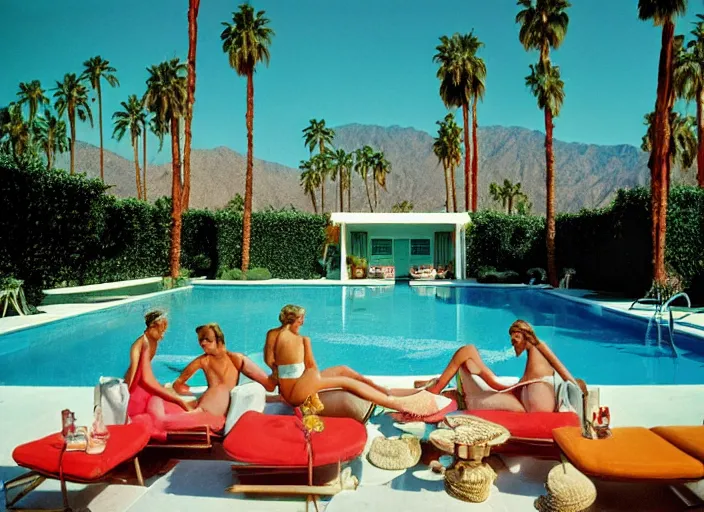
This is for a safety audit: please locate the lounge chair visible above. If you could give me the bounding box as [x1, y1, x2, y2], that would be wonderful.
[6, 408, 368, 511]
[552, 425, 704, 505]
[6, 422, 152, 511]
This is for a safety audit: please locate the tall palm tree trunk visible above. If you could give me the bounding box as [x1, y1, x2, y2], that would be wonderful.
[347, 170, 352, 212]
[132, 135, 142, 199]
[508, 195, 514, 215]
[444, 165, 452, 213]
[69, 105, 76, 175]
[364, 175, 374, 212]
[142, 121, 148, 200]
[183, 0, 200, 210]
[471, 97, 479, 211]
[373, 179, 378, 209]
[169, 116, 183, 278]
[449, 163, 457, 212]
[339, 170, 344, 213]
[98, 82, 104, 182]
[241, 71, 255, 272]
[544, 107, 557, 287]
[309, 190, 318, 213]
[651, 20, 676, 285]
[45, 147, 52, 171]
[462, 103, 471, 212]
[698, 87, 704, 188]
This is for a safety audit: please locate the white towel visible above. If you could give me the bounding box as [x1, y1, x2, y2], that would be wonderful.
[224, 382, 267, 435]
[94, 376, 130, 425]
[554, 372, 584, 423]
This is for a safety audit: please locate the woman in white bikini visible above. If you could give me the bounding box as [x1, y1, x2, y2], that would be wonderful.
[271, 305, 451, 417]
[416, 320, 584, 413]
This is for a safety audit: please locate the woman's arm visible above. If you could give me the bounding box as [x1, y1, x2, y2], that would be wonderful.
[136, 348, 193, 411]
[230, 352, 278, 392]
[302, 336, 318, 370]
[172, 357, 203, 396]
[535, 342, 578, 385]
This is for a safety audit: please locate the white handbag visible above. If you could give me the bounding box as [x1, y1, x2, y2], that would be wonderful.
[93, 377, 130, 425]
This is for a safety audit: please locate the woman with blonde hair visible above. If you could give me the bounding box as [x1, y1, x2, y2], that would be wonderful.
[416, 319, 584, 413]
[269, 304, 452, 417]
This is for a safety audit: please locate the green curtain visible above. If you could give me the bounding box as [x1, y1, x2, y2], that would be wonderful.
[434, 232, 452, 266]
[350, 231, 368, 260]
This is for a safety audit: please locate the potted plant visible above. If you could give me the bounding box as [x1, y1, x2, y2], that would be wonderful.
[351, 256, 367, 279]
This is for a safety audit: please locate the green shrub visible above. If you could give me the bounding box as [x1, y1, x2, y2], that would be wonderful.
[246, 267, 272, 280]
[219, 268, 245, 280]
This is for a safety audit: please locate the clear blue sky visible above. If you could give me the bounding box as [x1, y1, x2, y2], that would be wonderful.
[1, 0, 702, 168]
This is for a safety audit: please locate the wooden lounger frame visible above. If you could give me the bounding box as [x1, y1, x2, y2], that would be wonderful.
[4, 456, 144, 512]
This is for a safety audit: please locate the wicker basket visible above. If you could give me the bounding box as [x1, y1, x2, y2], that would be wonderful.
[444, 461, 496, 503]
[534, 462, 597, 512]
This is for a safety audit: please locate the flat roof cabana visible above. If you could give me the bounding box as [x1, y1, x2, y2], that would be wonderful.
[329, 212, 471, 281]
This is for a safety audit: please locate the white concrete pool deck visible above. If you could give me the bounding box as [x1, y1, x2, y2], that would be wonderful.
[1, 279, 704, 510]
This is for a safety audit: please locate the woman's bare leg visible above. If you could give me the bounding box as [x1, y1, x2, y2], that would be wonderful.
[422, 345, 491, 394]
[320, 365, 390, 394]
[459, 368, 525, 412]
[286, 371, 449, 416]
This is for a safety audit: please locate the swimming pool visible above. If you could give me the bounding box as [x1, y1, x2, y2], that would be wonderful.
[1, 284, 703, 387]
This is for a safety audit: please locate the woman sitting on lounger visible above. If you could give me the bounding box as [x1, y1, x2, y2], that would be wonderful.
[416, 320, 584, 413]
[272, 304, 451, 417]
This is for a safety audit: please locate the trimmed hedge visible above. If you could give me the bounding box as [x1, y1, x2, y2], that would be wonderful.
[216, 210, 327, 279]
[0, 161, 327, 306]
[466, 186, 704, 300]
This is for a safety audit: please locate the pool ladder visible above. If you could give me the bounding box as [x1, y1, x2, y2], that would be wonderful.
[645, 292, 690, 358]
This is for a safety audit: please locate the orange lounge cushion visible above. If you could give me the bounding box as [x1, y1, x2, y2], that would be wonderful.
[465, 410, 580, 441]
[12, 423, 151, 482]
[651, 426, 704, 462]
[554, 426, 704, 481]
[224, 411, 367, 467]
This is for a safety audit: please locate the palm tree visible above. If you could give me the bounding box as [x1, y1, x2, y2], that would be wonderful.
[330, 148, 353, 212]
[1, 103, 32, 164]
[489, 179, 528, 214]
[17, 80, 49, 126]
[82, 57, 119, 183]
[469, 56, 486, 211]
[113, 95, 145, 199]
[370, 150, 391, 210]
[144, 58, 187, 278]
[433, 113, 463, 212]
[184, 0, 201, 210]
[311, 151, 332, 210]
[516, 0, 570, 287]
[525, 63, 565, 287]
[642, 111, 698, 186]
[354, 145, 375, 212]
[638, 0, 688, 285]
[35, 108, 68, 170]
[392, 200, 414, 212]
[221, 4, 274, 272]
[53, 73, 93, 175]
[674, 14, 704, 187]
[434, 33, 484, 212]
[299, 159, 320, 213]
[302, 119, 335, 212]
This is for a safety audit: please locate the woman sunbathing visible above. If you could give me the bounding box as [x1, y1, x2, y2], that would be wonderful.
[416, 320, 585, 413]
[124, 310, 193, 412]
[272, 304, 451, 417]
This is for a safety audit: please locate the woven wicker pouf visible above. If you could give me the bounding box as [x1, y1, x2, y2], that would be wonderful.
[534, 462, 597, 512]
[444, 460, 497, 503]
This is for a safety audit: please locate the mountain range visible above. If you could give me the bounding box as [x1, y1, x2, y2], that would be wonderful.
[55, 124, 696, 214]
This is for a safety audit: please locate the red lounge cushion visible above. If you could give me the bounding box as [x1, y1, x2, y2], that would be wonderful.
[12, 423, 151, 482]
[224, 411, 367, 467]
[463, 410, 581, 441]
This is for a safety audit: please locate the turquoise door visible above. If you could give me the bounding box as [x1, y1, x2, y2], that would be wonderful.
[393, 239, 410, 277]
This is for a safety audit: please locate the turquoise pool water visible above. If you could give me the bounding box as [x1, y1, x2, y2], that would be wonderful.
[1, 284, 703, 387]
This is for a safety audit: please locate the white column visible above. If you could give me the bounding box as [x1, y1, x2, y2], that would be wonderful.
[454, 224, 462, 280]
[340, 223, 348, 281]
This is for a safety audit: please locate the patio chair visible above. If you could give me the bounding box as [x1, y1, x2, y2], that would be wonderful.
[6, 409, 368, 512]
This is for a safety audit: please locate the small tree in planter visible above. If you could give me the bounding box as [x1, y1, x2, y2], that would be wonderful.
[1, 277, 31, 317]
[350, 256, 368, 279]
